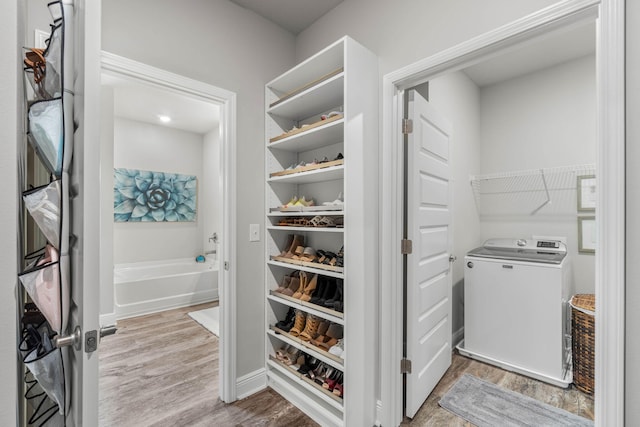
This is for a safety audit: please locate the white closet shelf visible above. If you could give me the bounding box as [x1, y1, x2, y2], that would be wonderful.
[269, 118, 344, 152]
[268, 165, 344, 184]
[267, 360, 345, 412]
[267, 40, 344, 95]
[267, 74, 344, 121]
[268, 329, 344, 369]
[268, 210, 344, 217]
[268, 293, 344, 324]
[268, 226, 344, 233]
[470, 163, 596, 216]
[268, 260, 345, 279]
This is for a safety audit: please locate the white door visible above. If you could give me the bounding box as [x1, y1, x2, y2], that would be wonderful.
[65, 1, 101, 425]
[404, 89, 453, 418]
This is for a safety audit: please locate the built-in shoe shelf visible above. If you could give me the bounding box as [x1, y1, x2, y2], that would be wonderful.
[268, 292, 344, 323]
[264, 36, 378, 427]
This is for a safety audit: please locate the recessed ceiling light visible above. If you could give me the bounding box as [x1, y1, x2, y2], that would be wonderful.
[158, 115, 171, 123]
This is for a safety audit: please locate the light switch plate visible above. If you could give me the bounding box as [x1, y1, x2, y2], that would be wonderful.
[249, 224, 260, 242]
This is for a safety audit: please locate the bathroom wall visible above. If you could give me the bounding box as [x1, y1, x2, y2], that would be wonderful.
[102, 0, 296, 380]
[112, 117, 205, 264]
[202, 126, 221, 256]
[478, 54, 596, 294]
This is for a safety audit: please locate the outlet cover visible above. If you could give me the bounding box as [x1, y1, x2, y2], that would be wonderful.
[249, 224, 260, 242]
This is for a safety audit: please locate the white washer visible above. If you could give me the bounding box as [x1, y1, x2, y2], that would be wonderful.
[457, 238, 572, 387]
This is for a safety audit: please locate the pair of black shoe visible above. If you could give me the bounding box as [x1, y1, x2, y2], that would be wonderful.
[310, 277, 343, 312]
[274, 307, 296, 332]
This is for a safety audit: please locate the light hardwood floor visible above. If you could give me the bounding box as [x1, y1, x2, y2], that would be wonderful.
[99, 304, 593, 426]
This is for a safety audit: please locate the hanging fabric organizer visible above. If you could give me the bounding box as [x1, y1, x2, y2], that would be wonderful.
[19, 1, 74, 425]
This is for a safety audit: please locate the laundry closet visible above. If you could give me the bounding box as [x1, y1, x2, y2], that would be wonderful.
[424, 21, 597, 388]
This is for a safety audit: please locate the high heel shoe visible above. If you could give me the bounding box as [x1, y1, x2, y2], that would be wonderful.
[283, 235, 305, 258]
[292, 272, 307, 299]
[312, 278, 335, 306]
[299, 274, 318, 302]
[324, 279, 342, 309]
[318, 324, 343, 351]
[275, 274, 291, 293]
[279, 234, 295, 257]
[281, 275, 300, 297]
[299, 314, 320, 342]
[288, 310, 306, 337]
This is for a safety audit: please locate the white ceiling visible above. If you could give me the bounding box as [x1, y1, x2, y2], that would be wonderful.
[229, 0, 344, 34]
[463, 21, 596, 87]
[102, 74, 220, 135]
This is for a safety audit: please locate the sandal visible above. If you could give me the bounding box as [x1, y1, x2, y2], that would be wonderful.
[333, 382, 344, 398]
[308, 216, 336, 228]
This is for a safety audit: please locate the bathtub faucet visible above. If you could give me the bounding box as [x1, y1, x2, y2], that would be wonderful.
[205, 249, 217, 255]
[209, 232, 218, 244]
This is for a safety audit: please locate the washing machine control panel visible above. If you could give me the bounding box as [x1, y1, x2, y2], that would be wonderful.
[536, 240, 560, 249]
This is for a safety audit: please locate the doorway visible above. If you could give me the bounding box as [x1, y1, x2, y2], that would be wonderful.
[380, 1, 624, 426]
[97, 52, 238, 408]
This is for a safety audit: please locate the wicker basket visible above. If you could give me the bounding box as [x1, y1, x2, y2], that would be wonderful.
[570, 294, 595, 395]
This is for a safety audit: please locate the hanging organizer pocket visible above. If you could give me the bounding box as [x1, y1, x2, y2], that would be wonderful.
[24, 370, 64, 427]
[23, 180, 62, 249]
[28, 99, 64, 176]
[24, 22, 63, 101]
[21, 331, 65, 417]
[19, 245, 62, 334]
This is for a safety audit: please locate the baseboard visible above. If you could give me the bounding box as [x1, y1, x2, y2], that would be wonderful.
[99, 312, 117, 326]
[236, 368, 267, 400]
[453, 326, 464, 348]
[375, 399, 383, 426]
[115, 290, 218, 319]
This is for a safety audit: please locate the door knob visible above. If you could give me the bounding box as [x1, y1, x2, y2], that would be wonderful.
[449, 255, 457, 262]
[100, 324, 118, 339]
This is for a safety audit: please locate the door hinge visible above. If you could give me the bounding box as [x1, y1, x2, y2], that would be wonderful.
[401, 239, 413, 255]
[401, 358, 412, 374]
[402, 118, 413, 134]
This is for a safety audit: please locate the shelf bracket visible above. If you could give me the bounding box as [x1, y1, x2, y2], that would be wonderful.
[530, 169, 551, 215]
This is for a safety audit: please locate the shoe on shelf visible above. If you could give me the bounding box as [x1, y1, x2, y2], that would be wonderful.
[292, 271, 308, 299]
[300, 274, 318, 302]
[293, 196, 315, 207]
[282, 235, 305, 258]
[282, 196, 298, 208]
[281, 275, 300, 297]
[333, 381, 344, 398]
[329, 339, 344, 358]
[321, 111, 342, 120]
[322, 192, 344, 207]
[289, 310, 306, 337]
[274, 307, 296, 331]
[333, 152, 344, 161]
[318, 324, 343, 351]
[299, 314, 320, 342]
[300, 247, 317, 263]
[275, 275, 291, 293]
[278, 234, 295, 257]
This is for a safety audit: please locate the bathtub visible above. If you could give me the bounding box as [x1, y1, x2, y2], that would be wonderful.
[114, 258, 218, 319]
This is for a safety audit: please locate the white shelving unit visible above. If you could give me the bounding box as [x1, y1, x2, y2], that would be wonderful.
[264, 37, 378, 427]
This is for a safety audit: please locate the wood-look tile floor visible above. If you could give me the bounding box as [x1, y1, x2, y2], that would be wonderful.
[99, 302, 317, 427]
[99, 304, 594, 426]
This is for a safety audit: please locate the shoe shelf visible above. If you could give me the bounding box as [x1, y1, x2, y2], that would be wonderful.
[269, 256, 344, 273]
[268, 328, 344, 368]
[269, 115, 344, 150]
[268, 164, 344, 185]
[267, 358, 344, 411]
[268, 225, 344, 233]
[268, 210, 343, 217]
[267, 293, 344, 324]
[268, 259, 344, 279]
[267, 72, 344, 121]
[265, 36, 377, 427]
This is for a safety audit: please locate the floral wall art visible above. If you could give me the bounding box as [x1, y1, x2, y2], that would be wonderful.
[114, 168, 197, 222]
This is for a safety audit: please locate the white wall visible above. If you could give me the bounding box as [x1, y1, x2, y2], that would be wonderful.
[102, 0, 296, 378]
[626, 1, 640, 424]
[0, 0, 20, 424]
[202, 126, 221, 256]
[295, 0, 559, 75]
[428, 72, 482, 338]
[113, 117, 205, 264]
[478, 55, 596, 294]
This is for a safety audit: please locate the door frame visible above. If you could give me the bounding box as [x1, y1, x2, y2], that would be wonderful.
[379, 0, 624, 426]
[100, 52, 239, 402]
